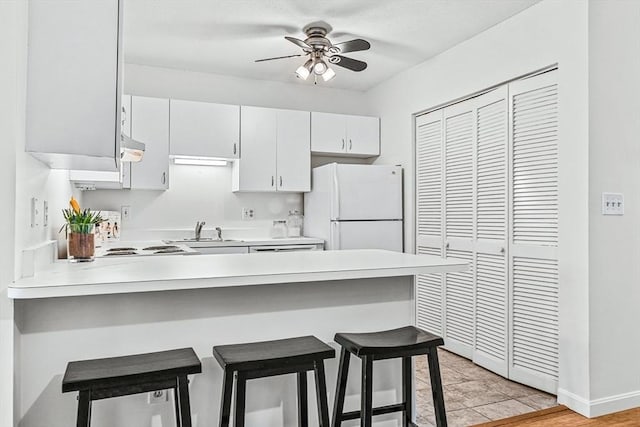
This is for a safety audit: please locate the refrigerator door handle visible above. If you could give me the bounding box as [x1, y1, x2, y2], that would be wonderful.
[332, 167, 340, 220]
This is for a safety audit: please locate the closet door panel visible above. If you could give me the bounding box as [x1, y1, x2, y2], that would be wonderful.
[415, 110, 444, 335]
[508, 71, 559, 394]
[443, 101, 476, 357]
[473, 88, 509, 377]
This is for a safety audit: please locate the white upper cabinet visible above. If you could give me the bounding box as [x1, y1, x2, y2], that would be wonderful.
[26, 0, 122, 171]
[311, 112, 380, 157]
[169, 100, 240, 159]
[233, 107, 310, 192]
[130, 96, 170, 190]
[233, 106, 277, 192]
[276, 109, 311, 192]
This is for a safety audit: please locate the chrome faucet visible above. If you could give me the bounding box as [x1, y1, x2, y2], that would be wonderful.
[195, 221, 205, 241]
[215, 227, 222, 241]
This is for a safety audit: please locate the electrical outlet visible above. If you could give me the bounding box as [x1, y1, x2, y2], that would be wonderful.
[602, 192, 624, 215]
[148, 389, 168, 404]
[30, 197, 39, 228]
[242, 207, 254, 220]
[121, 205, 131, 220]
[43, 200, 49, 227]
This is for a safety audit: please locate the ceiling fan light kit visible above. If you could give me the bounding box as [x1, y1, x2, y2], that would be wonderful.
[255, 21, 370, 84]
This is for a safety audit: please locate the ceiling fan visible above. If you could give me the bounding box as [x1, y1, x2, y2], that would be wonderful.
[255, 21, 370, 83]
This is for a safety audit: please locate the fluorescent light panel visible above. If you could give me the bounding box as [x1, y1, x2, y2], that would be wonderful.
[172, 157, 228, 166]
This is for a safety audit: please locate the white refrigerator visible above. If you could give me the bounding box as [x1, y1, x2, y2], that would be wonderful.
[304, 163, 403, 251]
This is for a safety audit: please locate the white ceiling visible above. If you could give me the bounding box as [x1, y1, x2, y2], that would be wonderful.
[123, 0, 540, 91]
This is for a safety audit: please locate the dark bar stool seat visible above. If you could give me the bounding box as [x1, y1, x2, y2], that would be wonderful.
[62, 348, 202, 427]
[332, 326, 447, 427]
[213, 335, 335, 427]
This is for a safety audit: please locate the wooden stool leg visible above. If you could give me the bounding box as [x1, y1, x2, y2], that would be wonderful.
[173, 386, 182, 427]
[427, 348, 447, 427]
[219, 368, 234, 427]
[313, 361, 330, 427]
[331, 348, 350, 427]
[297, 371, 308, 427]
[402, 357, 413, 426]
[176, 375, 193, 427]
[76, 390, 92, 427]
[234, 372, 247, 427]
[361, 355, 373, 427]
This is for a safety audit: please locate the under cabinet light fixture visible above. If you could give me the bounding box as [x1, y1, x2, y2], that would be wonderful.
[172, 157, 228, 166]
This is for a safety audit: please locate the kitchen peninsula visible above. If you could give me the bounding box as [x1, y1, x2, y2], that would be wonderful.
[10, 249, 466, 427]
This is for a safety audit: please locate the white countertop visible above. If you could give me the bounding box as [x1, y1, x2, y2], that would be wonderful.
[9, 249, 467, 299]
[167, 237, 324, 248]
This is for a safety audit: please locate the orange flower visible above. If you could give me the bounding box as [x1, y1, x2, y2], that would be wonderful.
[69, 196, 81, 214]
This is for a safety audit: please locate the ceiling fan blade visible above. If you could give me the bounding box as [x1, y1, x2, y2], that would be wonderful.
[328, 55, 368, 72]
[285, 36, 312, 50]
[255, 54, 304, 63]
[332, 39, 371, 54]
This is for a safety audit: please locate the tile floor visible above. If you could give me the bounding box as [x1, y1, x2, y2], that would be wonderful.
[415, 349, 558, 427]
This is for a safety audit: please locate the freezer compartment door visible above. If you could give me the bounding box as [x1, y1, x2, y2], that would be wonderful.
[332, 164, 402, 220]
[329, 220, 403, 252]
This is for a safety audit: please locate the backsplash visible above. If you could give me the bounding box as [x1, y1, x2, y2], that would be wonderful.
[81, 163, 302, 237]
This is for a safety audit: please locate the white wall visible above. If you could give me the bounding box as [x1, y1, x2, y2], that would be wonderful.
[588, 0, 640, 414]
[82, 64, 371, 235]
[0, 2, 20, 425]
[365, 0, 591, 412]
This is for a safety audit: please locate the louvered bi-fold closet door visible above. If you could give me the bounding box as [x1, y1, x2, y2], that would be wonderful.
[507, 71, 559, 394]
[472, 87, 509, 377]
[443, 101, 476, 358]
[415, 110, 444, 335]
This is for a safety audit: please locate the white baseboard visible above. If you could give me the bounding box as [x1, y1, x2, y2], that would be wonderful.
[558, 387, 640, 418]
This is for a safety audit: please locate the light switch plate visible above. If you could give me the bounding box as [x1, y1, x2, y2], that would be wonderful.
[602, 192, 624, 215]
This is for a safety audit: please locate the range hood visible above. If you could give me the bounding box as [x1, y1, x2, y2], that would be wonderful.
[121, 134, 145, 162]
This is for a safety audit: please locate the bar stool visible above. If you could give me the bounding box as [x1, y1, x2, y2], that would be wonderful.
[331, 326, 447, 427]
[213, 335, 335, 427]
[62, 348, 202, 427]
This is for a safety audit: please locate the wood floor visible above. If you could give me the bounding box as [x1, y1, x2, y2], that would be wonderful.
[472, 405, 640, 426]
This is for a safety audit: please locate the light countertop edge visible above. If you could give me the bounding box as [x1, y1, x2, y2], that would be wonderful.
[9, 250, 468, 300]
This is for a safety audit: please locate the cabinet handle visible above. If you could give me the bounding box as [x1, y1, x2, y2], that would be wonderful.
[500, 247, 505, 254]
[280, 176, 283, 187]
[445, 242, 450, 250]
[233, 143, 237, 155]
[349, 139, 352, 150]
[161, 172, 166, 185]
[341, 138, 345, 150]
[271, 176, 274, 187]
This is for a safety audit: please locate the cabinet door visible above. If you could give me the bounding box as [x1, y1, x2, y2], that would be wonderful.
[130, 96, 170, 190]
[277, 110, 310, 192]
[122, 94, 131, 137]
[170, 100, 240, 158]
[346, 115, 380, 157]
[311, 112, 347, 154]
[233, 106, 277, 192]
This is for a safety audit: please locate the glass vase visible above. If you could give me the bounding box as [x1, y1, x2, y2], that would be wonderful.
[67, 223, 96, 262]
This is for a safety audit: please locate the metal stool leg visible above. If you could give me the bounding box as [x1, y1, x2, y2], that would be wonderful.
[314, 361, 330, 427]
[173, 385, 182, 427]
[234, 372, 247, 427]
[427, 348, 447, 427]
[331, 348, 351, 427]
[76, 390, 92, 427]
[361, 355, 373, 427]
[297, 371, 309, 427]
